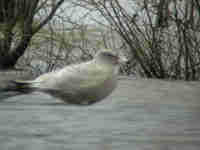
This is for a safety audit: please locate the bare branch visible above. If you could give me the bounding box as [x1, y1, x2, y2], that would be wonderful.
[33, 0, 65, 34]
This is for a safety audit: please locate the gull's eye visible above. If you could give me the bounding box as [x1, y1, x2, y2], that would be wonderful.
[103, 52, 114, 57]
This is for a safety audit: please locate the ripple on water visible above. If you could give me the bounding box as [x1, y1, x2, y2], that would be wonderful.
[0, 79, 200, 150]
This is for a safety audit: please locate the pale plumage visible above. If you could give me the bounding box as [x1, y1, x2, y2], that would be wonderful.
[13, 49, 120, 105]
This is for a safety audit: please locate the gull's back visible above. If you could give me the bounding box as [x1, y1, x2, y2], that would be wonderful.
[33, 59, 118, 104]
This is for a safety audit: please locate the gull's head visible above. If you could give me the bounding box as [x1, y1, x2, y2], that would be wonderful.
[95, 49, 120, 66]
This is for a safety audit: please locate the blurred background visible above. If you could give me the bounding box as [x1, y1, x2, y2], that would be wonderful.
[1, 0, 200, 80]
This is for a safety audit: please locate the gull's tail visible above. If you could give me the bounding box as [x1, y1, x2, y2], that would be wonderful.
[3, 80, 36, 93]
[0, 79, 38, 100]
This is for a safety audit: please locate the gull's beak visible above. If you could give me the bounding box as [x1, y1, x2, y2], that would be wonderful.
[118, 55, 128, 64]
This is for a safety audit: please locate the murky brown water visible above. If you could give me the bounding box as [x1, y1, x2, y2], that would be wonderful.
[0, 77, 200, 150]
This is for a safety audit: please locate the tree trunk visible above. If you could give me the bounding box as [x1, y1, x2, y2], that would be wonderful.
[0, 35, 32, 69]
[0, 0, 65, 70]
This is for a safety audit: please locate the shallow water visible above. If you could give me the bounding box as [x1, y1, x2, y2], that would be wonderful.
[0, 78, 200, 150]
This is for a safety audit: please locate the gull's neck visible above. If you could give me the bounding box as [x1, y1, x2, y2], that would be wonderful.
[93, 59, 119, 75]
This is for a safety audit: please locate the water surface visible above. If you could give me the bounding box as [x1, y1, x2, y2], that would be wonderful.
[0, 78, 200, 150]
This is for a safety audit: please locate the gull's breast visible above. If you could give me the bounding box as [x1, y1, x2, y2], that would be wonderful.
[48, 72, 118, 105]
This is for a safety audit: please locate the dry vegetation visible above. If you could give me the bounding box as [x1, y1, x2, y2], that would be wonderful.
[1, 0, 200, 80]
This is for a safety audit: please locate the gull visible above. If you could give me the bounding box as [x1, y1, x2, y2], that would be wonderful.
[11, 49, 124, 105]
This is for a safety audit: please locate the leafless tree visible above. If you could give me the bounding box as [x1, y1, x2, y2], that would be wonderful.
[77, 0, 200, 80]
[0, 0, 64, 69]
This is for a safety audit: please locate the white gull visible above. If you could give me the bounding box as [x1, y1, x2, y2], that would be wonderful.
[13, 49, 123, 105]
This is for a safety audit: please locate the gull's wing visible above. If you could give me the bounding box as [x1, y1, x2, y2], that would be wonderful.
[8, 79, 41, 92]
[52, 61, 112, 91]
[11, 79, 40, 85]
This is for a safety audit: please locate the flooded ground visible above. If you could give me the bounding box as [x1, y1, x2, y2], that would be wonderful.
[0, 77, 200, 150]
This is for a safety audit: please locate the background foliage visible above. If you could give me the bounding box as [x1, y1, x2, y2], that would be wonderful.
[1, 0, 200, 80]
